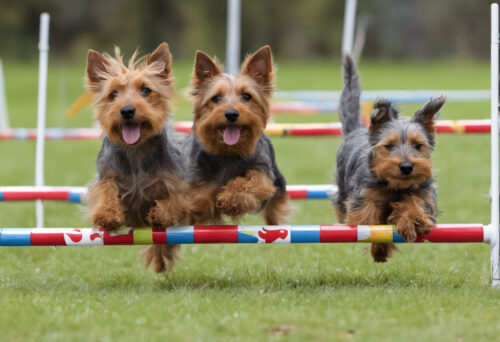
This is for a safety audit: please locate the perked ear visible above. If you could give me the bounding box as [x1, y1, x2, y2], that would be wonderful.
[369, 99, 399, 134]
[147, 42, 172, 78]
[86, 50, 110, 92]
[240, 45, 274, 95]
[191, 50, 222, 89]
[412, 96, 446, 137]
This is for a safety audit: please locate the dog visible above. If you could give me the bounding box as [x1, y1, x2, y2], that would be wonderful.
[183, 45, 292, 226]
[85, 42, 188, 273]
[333, 56, 444, 262]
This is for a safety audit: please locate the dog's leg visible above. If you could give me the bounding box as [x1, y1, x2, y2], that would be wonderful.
[262, 193, 293, 225]
[388, 195, 434, 242]
[88, 178, 124, 233]
[216, 170, 276, 219]
[187, 183, 221, 225]
[346, 198, 396, 262]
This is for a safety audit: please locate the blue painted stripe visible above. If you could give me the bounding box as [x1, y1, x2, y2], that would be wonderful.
[393, 232, 407, 243]
[0, 228, 32, 246]
[166, 231, 193, 244]
[0, 191, 3, 201]
[306, 190, 329, 199]
[237, 232, 259, 243]
[291, 226, 320, 243]
[68, 192, 83, 203]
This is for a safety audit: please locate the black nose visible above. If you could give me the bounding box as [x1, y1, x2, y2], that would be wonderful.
[225, 109, 239, 122]
[120, 106, 136, 120]
[399, 161, 414, 175]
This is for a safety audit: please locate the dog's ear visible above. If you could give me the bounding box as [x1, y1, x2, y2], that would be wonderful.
[191, 50, 222, 90]
[369, 99, 399, 134]
[241, 45, 274, 95]
[412, 96, 445, 138]
[86, 50, 110, 92]
[147, 42, 172, 79]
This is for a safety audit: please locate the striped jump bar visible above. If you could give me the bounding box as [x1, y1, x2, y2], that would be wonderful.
[0, 224, 488, 246]
[0, 119, 492, 140]
[0, 185, 337, 202]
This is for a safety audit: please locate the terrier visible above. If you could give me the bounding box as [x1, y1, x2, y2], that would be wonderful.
[333, 56, 444, 262]
[184, 46, 292, 225]
[85, 42, 188, 272]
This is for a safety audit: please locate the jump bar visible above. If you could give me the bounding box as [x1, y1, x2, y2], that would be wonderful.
[0, 224, 488, 246]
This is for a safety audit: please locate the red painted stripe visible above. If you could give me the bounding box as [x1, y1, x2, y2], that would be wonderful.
[286, 189, 308, 199]
[152, 228, 167, 244]
[417, 225, 484, 242]
[4, 191, 69, 201]
[288, 128, 342, 136]
[175, 126, 193, 134]
[464, 124, 490, 133]
[194, 225, 238, 243]
[102, 228, 134, 245]
[320, 225, 357, 242]
[435, 125, 454, 133]
[31, 231, 66, 245]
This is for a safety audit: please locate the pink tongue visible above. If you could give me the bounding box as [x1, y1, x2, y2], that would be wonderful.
[122, 123, 141, 144]
[223, 126, 241, 145]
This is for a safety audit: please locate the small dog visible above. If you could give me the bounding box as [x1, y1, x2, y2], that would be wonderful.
[183, 46, 292, 225]
[333, 56, 444, 262]
[85, 42, 188, 272]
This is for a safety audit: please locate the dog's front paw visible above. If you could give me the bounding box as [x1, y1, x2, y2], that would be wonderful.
[148, 201, 176, 229]
[395, 217, 418, 242]
[92, 209, 125, 233]
[216, 191, 260, 218]
[415, 215, 434, 236]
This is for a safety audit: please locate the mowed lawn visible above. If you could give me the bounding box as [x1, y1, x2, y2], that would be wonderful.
[0, 58, 498, 342]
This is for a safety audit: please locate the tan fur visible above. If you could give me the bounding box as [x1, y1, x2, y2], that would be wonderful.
[88, 177, 125, 232]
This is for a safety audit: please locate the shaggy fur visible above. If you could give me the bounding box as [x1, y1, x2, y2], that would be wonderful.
[86, 43, 188, 273]
[184, 46, 292, 225]
[333, 56, 444, 262]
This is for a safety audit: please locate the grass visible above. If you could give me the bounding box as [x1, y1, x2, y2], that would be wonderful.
[0, 57, 497, 341]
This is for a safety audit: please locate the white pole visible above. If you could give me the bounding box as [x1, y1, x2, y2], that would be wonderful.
[341, 0, 357, 56]
[225, 0, 241, 75]
[0, 59, 9, 129]
[35, 13, 50, 229]
[490, 3, 500, 288]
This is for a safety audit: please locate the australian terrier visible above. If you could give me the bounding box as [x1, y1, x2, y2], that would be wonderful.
[85, 42, 188, 272]
[183, 46, 292, 225]
[333, 56, 445, 262]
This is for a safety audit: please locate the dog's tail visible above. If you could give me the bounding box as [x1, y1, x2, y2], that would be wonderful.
[339, 55, 363, 135]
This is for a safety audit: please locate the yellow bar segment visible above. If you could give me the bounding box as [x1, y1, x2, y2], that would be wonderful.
[133, 227, 153, 245]
[366, 225, 394, 242]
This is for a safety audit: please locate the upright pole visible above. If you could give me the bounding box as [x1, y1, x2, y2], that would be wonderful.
[0, 59, 9, 129]
[490, 3, 500, 288]
[341, 0, 357, 56]
[225, 0, 241, 75]
[35, 13, 50, 229]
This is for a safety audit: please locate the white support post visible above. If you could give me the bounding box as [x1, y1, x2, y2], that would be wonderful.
[490, 3, 500, 288]
[35, 13, 50, 229]
[225, 0, 241, 75]
[0, 59, 9, 129]
[341, 0, 357, 56]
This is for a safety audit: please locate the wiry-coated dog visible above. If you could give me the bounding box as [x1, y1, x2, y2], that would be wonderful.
[333, 56, 445, 262]
[183, 46, 292, 225]
[86, 43, 188, 273]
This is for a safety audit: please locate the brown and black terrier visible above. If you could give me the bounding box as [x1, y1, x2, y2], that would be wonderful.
[85, 42, 189, 272]
[183, 46, 292, 225]
[333, 56, 445, 262]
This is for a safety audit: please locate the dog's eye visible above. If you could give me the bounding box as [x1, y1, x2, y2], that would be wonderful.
[385, 144, 394, 150]
[212, 95, 222, 103]
[108, 90, 118, 99]
[140, 87, 151, 97]
[414, 143, 423, 150]
[241, 93, 252, 101]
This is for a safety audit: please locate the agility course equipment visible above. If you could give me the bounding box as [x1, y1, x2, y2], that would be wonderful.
[0, 224, 488, 246]
[0, 185, 337, 202]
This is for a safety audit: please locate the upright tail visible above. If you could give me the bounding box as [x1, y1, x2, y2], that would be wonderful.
[338, 55, 363, 135]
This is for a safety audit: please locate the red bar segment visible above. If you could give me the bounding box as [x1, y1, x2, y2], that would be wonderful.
[102, 228, 134, 245]
[4, 191, 69, 201]
[287, 189, 308, 199]
[194, 225, 238, 243]
[320, 225, 357, 242]
[31, 231, 66, 245]
[152, 228, 167, 244]
[417, 224, 484, 242]
[288, 127, 342, 136]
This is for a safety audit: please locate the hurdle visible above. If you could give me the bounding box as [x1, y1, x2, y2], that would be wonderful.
[0, 185, 338, 202]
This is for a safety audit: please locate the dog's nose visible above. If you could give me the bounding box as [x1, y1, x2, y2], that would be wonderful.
[120, 106, 136, 120]
[225, 109, 239, 123]
[399, 161, 414, 175]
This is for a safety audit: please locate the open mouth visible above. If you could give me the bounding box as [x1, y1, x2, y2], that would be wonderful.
[121, 122, 142, 145]
[219, 125, 247, 145]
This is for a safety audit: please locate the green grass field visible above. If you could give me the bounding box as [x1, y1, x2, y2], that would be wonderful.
[0, 58, 498, 341]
